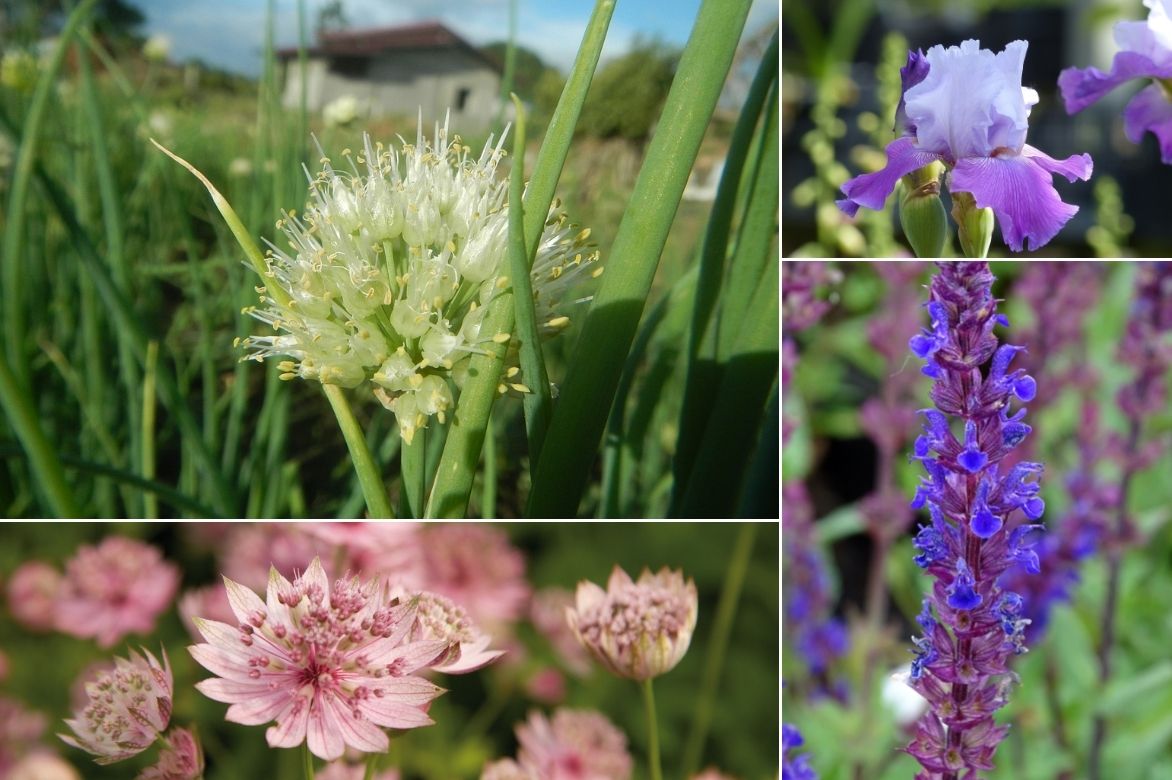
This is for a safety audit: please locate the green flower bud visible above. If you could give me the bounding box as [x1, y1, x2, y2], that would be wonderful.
[951, 191, 995, 259]
[898, 162, 947, 258]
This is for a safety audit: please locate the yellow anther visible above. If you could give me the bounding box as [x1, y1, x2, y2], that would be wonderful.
[492, 332, 511, 344]
[506, 366, 520, 378]
[546, 316, 570, 329]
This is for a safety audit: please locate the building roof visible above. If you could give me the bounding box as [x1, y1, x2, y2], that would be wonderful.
[276, 20, 501, 72]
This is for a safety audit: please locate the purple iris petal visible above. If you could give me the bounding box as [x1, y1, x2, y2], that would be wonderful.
[951, 150, 1092, 253]
[837, 136, 944, 217]
[1058, 51, 1172, 114]
[1124, 83, 1172, 163]
[895, 49, 930, 134]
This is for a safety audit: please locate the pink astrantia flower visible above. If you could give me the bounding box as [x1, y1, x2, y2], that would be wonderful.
[530, 588, 592, 676]
[0, 696, 48, 774]
[55, 537, 179, 648]
[838, 40, 1092, 252]
[188, 559, 448, 761]
[59, 647, 172, 764]
[178, 584, 236, 642]
[6, 561, 62, 632]
[566, 566, 698, 681]
[221, 524, 333, 591]
[393, 589, 506, 674]
[1060, 0, 1172, 162]
[9, 751, 82, 780]
[301, 522, 426, 586]
[136, 728, 203, 780]
[514, 709, 633, 780]
[481, 759, 534, 780]
[417, 524, 530, 631]
[525, 667, 567, 704]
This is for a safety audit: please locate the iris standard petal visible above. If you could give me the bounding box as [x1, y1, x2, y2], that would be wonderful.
[1123, 83, 1172, 162]
[905, 40, 1032, 159]
[836, 137, 944, 216]
[1058, 51, 1172, 113]
[951, 153, 1084, 252]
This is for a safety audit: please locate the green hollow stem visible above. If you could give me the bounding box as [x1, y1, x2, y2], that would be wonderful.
[303, 742, 315, 780]
[528, 0, 752, 517]
[682, 523, 757, 774]
[363, 752, 378, 780]
[400, 427, 426, 519]
[428, 0, 615, 519]
[323, 384, 394, 518]
[507, 94, 553, 465]
[642, 678, 663, 780]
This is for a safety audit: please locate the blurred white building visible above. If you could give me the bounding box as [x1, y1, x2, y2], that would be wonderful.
[278, 21, 502, 128]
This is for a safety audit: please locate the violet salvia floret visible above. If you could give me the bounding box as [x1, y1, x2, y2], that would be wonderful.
[903, 262, 1043, 779]
[782, 262, 847, 695]
[782, 723, 818, 780]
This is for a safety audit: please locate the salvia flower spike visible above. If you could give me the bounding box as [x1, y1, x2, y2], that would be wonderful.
[904, 262, 1043, 778]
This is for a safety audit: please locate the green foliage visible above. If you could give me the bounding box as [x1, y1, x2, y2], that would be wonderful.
[577, 41, 678, 141]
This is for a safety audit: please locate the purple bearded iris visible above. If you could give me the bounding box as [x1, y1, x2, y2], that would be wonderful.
[838, 40, 1093, 253]
[1059, 0, 1172, 163]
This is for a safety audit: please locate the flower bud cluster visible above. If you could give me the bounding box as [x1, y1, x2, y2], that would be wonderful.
[239, 119, 600, 443]
[904, 262, 1043, 778]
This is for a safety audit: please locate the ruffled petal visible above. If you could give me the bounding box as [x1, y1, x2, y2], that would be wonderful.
[1058, 51, 1172, 114]
[837, 137, 944, 216]
[951, 153, 1087, 252]
[1021, 144, 1094, 182]
[1123, 83, 1172, 162]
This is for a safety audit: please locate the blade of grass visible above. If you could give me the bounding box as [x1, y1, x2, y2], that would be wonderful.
[482, 413, 498, 517]
[672, 33, 777, 508]
[527, 0, 753, 517]
[0, 359, 80, 516]
[0, 446, 216, 518]
[0, 112, 235, 515]
[3, 0, 98, 384]
[428, 0, 617, 518]
[507, 95, 553, 465]
[142, 340, 160, 519]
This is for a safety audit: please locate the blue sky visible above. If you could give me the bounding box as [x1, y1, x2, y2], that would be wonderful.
[135, 0, 779, 76]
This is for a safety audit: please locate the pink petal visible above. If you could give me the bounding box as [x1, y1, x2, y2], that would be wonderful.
[223, 576, 268, 625]
[225, 689, 296, 726]
[322, 693, 389, 753]
[360, 697, 435, 730]
[195, 676, 279, 704]
[306, 693, 346, 761]
[266, 698, 310, 749]
[189, 643, 253, 680]
[950, 153, 1085, 253]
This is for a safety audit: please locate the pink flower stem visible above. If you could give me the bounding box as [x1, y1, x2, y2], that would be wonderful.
[303, 742, 315, 780]
[642, 678, 663, 780]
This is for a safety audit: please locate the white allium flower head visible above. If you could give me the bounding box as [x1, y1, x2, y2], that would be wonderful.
[239, 114, 600, 443]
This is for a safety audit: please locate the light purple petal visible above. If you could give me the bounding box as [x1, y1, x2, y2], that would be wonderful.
[950, 154, 1084, 252]
[837, 137, 944, 216]
[1123, 83, 1172, 162]
[1020, 145, 1094, 182]
[895, 49, 930, 135]
[906, 40, 1033, 159]
[1058, 52, 1172, 114]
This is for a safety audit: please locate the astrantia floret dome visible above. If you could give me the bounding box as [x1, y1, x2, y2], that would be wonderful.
[238, 119, 600, 443]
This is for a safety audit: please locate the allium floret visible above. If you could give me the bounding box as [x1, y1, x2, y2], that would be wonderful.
[238, 119, 600, 443]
